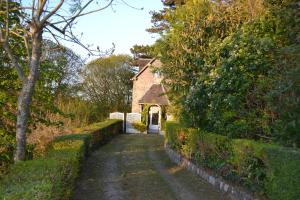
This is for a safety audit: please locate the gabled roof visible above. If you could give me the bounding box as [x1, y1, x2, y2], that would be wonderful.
[139, 84, 170, 105]
[131, 58, 156, 80]
[132, 58, 153, 71]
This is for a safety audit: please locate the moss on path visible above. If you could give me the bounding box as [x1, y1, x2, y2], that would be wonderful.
[73, 134, 229, 200]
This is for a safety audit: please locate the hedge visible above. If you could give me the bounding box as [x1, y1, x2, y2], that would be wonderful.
[132, 122, 147, 133]
[165, 122, 300, 200]
[0, 119, 123, 200]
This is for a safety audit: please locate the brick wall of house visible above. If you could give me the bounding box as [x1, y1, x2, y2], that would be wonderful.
[131, 59, 162, 113]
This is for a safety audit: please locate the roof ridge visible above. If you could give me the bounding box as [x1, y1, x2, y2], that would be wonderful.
[131, 58, 156, 80]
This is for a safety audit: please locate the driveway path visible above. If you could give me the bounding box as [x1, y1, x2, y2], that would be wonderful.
[73, 134, 229, 200]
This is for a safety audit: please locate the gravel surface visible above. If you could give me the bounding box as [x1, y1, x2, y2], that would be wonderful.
[73, 134, 229, 200]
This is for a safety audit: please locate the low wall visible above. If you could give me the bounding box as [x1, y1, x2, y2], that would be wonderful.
[165, 144, 257, 200]
[165, 122, 300, 200]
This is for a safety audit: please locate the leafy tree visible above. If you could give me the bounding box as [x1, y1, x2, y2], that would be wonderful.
[154, 0, 300, 146]
[130, 44, 154, 59]
[0, 39, 84, 169]
[265, 0, 300, 147]
[82, 55, 134, 119]
[0, 0, 114, 161]
[147, 0, 185, 34]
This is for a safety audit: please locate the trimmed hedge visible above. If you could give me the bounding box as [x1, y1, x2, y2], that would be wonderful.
[166, 122, 300, 200]
[0, 119, 122, 200]
[264, 148, 300, 200]
[132, 122, 147, 133]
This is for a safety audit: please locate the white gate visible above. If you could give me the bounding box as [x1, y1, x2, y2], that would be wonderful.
[126, 113, 141, 134]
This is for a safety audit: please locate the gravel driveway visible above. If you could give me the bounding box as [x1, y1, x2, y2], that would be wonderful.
[73, 134, 229, 200]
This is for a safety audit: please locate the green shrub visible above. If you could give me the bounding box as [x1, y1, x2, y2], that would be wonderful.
[165, 121, 183, 150]
[132, 122, 147, 133]
[0, 131, 15, 175]
[0, 159, 62, 200]
[264, 147, 300, 200]
[166, 122, 300, 198]
[0, 130, 36, 176]
[141, 104, 150, 125]
[0, 119, 123, 200]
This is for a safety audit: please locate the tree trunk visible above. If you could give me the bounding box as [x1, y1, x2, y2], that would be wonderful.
[14, 30, 42, 161]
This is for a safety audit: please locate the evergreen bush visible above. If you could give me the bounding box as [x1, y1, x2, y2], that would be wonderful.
[0, 119, 122, 200]
[166, 122, 300, 199]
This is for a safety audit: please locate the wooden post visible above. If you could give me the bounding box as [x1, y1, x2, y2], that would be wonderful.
[123, 112, 127, 134]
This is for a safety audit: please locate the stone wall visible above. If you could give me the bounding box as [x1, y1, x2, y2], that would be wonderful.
[165, 144, 261, 200]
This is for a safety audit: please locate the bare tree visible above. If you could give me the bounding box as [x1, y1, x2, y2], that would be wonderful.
[0, 0, 116, 161]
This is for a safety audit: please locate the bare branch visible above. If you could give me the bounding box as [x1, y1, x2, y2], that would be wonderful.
[51, 0, 114, 28]
[32, 0, 36, 19]
[59, 0, 95, 33]
[37, 0, 47, 20]
[45, 21, 65, 34]
[40, 0, 65, 26]
[44, 26, 61, 46]
[120, 0, 143, 10]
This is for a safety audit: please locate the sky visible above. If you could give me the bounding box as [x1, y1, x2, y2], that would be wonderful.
[63, 0, 164, 60]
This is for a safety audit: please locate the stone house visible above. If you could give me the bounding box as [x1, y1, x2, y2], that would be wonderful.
[131, 58, 170, 132]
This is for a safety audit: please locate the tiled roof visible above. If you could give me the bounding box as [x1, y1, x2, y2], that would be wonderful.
[139, 84, 170, 105]
[131, 58, 156, 80]
[132, 58, 153, 71]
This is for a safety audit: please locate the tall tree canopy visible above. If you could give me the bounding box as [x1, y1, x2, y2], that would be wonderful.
[130, 44, 154, 59]
[147, 0, 185, 34]
[154, 0, 300, 147]
[82, 55, 134, 119]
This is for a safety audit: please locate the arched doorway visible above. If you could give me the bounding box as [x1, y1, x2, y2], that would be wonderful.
[148, 105, 161, 133]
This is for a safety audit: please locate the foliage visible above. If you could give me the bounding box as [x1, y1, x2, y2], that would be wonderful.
[130, 45, 154, 59]
[269, 45, 300, 147]
[155, 0, 300, 146]
[27, 95, 104, 158]
[0, 2, 25, 164]
[1, 0, 114, 161]
[147, 0, 185, 34]
[0, 130, 15, 174]
[32, 40, 84, 126]
[0, 119, 123, 199]
[0, 136, 87, 200]
[141, 104, 150, 125]
[132, 122, 147, 133]
[140, 104, 167, 131]
[82, 55, 134, 119]
[166, 122, 300, 198]
[55, 95, 101, 127]
[0, 40, 84, 169]
[264, 147, 300, 200]
[160, 106, 167, 131]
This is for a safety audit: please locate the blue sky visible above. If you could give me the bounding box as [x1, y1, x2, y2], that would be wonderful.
[64, 0, 163, 59]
